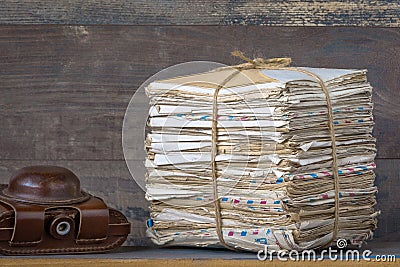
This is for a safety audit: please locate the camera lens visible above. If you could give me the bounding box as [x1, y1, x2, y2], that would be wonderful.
[56, 221, 71, 236]
[50, 215, 75, 239]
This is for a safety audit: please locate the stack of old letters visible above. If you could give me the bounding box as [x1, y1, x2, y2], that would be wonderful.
[144, 65, 378, 251]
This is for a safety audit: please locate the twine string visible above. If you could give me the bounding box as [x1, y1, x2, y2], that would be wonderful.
[211, 69, 242, 251]
[211, 51, 340, 250]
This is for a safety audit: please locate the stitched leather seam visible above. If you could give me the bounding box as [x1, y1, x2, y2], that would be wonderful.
[0, 236, 127, 255]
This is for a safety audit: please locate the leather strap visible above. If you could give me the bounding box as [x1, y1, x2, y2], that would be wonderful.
[74, 197, 109, 244]
[109, 223, 131, 236]
[0, 228, 12, 241]
[3, 200, 46, 247]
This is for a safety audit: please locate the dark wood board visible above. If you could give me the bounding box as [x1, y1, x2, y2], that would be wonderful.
[0, 1, 399, 26]
[0, 158, 397, 242]
[0, 25, 399, 243]
[0, 26, 399, 161]
[374, 159, 400, 241]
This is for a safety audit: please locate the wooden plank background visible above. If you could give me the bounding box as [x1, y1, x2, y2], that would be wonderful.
[0, 26, 399, 245]
[0, 0, 399, 26]
[0, 0, 399, 248]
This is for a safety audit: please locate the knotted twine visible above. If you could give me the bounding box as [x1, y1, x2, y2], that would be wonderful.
[211, 51, 340, 250]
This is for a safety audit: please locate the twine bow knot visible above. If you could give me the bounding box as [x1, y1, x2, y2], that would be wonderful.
[231, 50, 292, 68]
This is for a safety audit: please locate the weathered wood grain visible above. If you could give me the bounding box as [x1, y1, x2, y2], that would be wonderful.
[0, 26, 399, 160]
[374, 159, 400, 241]
[0, 1, 399, 26]
[0, 26, 398, 242]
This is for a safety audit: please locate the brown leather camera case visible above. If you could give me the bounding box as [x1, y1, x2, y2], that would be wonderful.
[0, 166, 130, 255]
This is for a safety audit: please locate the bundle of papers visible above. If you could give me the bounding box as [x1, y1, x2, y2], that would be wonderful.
[144, 66, 378, 251]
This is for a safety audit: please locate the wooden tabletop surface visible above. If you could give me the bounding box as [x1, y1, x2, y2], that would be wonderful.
[0, 242, 398, 266]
